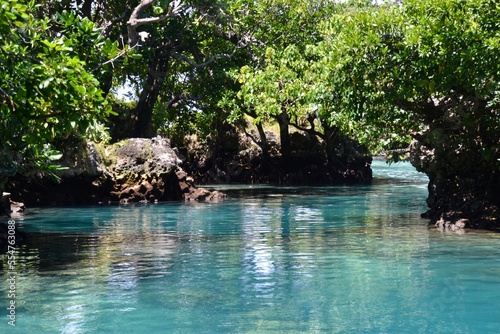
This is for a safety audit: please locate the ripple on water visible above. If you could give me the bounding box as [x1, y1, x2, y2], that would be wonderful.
[2, 162, 500, 333]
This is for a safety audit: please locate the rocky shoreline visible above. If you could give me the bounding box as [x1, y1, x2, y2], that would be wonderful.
[182, 126, 372, 186]
[4, 123, 374, 207]
[3, 132, 498, 233]
[5, 137, 226, 207]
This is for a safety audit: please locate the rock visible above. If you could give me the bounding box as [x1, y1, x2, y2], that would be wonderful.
[5, 136, 225, 205]
[10, 200, 24, 213]
[435, 217, 470, 231]
[205, 190, 227, 202]
[186, 187, 211, 201]
[1, 193, 24, 217]
[184, 124, 372, 185]
[435, 218, 447, 231]
[453, 218, 469, 230]
[176, 170, 188, 180]
[185, 187, 227, 202]
[103, 137, 226, 203]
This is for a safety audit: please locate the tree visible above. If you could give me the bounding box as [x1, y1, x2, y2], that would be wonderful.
[0, 0, 121, 190]
[227, 0, 499, 225]
[235, 45, 314, 162]
[313, 0, 500, 225]
[109, 0, 243, 138]
[224, 0, 341, 164]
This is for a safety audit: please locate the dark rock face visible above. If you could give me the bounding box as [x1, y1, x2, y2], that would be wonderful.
[410, 130, 500, 230]
[6, 137, 225, 206]
[184, 126, 372, 186]
[406, 94, 500, 230]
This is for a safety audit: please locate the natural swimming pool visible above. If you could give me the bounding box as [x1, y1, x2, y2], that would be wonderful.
[2, 160, 500, 333]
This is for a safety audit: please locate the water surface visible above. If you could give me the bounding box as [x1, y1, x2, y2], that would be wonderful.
[1, 161, 500, 333]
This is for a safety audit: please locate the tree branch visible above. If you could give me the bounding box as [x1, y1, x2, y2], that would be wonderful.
[394, 98, 443, 121]
[165, 93, 195, 109]
[0, 87, 15, 112]
[102, 11, 128, 38]
[289, 119, 324, 139]
[127, 0, 185, 46]
[90, 43, 139, 72]
[241, 125, 261, 147]
[169, 49, 237, 68]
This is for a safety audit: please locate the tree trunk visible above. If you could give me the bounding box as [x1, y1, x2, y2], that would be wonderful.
[276, 110, 291, 162]
[256, 122, 271, 162]
[322, 123, 339, 166]
[80, 0, 93, 19]
[132, 54, 169, 138]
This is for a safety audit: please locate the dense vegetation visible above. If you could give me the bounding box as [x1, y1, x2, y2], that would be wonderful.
[1, 0, 499, 226]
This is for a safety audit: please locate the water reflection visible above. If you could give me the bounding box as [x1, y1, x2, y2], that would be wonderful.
[1, 162, 500, 333]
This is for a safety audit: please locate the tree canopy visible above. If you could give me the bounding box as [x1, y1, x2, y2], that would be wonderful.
[0, 0, 125, 186]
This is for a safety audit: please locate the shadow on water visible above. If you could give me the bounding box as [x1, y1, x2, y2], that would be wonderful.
[0, 231, 185, 275]
[0, 233, 97, 274]
[0, 161, 429, 274]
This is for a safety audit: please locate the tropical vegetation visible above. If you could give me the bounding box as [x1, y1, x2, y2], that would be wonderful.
[1, 0, 498, 226]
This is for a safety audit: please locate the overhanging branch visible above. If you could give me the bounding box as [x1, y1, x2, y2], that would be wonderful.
[169, 49, 237, 68]
[289, 119, 324, 139]
[394, 98, 443, 121]
[102, 11, 128, 38]
[127, 0, 185, 46]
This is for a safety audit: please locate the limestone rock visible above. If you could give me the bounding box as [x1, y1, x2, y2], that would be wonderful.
[5, 137, 225, 205]
[56, 141, 106, 178]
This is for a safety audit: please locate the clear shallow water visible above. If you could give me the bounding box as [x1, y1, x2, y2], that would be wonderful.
[2, 160, 500, 333]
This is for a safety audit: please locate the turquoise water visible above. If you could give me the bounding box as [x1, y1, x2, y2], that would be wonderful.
[2, 160, 500, 333]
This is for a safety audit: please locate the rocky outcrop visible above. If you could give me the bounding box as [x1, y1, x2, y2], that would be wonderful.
[184, 125, 372, 185]
[6, 137, 225, 206]
[103, 137, 185, 202]
[410, 127, 500, 230]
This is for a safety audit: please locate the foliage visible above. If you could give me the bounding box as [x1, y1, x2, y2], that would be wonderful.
[223, 0, 353, 163]
[0, 0, 121, 185]
[2, 0, 499, 213]
[314, 0, 500, 157]
[126, 0, 248, 141]
[230, 0, 500, 162]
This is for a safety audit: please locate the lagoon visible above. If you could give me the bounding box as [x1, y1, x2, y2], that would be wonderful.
[1, 160, 500, 333]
